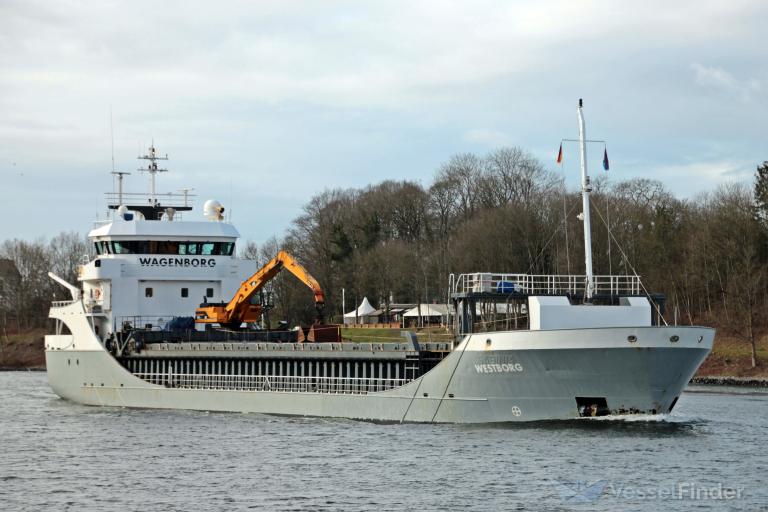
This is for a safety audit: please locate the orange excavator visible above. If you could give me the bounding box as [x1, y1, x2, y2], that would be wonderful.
[195, 250, 325, 329]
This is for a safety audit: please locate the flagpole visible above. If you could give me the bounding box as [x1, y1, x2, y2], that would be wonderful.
[607, 197, 612, 275]
[562, 177, 571, 275]
[577, 99, 595, 300]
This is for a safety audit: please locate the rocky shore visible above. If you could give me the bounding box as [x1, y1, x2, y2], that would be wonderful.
[689, 376, 768, 387]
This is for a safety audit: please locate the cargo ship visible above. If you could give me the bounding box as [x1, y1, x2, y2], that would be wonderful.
[45, 102, 714, 422]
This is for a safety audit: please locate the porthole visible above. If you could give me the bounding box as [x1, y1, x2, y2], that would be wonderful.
[669, 335, 679, 343]
[627, 335, 637, 343]
[697, 335, 703, 343]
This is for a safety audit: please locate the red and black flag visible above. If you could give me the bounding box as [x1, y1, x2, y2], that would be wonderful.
[556, 143, 563, 165]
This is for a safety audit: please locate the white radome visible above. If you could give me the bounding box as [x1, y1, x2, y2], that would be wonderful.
[203, 199, 224, 221]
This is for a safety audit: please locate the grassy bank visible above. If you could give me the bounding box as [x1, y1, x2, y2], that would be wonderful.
[695, 333, 768, 378]
[0, 328, 46, 370]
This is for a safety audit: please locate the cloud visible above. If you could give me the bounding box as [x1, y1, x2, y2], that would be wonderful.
[691, 63, 761, 101]
[659, 159, 753, 180]
[463, 129, 515, 148]
[0, 1, 767, 241]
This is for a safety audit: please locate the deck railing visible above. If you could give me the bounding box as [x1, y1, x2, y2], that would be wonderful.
[132, 372, 408, 394]
[450, 272, 642, 296]
[117, 315, 187, 331]
[51, 300, 78, 308]
[104, 191, 196, 208]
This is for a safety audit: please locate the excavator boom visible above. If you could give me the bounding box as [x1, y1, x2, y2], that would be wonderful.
[195, 250, 325, 328]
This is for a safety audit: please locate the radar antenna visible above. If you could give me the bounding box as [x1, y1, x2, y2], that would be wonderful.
[137, 142, 169, 205]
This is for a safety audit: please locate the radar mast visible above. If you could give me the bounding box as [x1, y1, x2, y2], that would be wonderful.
[138, 142, 169, 205]
[105, 143, 195, 220]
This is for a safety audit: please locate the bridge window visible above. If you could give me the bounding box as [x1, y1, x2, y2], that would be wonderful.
[94, 241, 111, 254]
[145, 287, 153, 298]
[112, 241, 135, 254]
[159, 241, 179, 254]
[181, 288, 189, 298]
[206, 288, 214, 298]
[104, 241, 235, 255]
[179, 242, 198, 255]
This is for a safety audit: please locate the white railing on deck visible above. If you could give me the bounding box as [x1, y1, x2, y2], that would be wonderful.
[118, 315, 183, 330]
[133, 372, 407, 394]
[450, 273, 642, 296]
[105, 191, 196, 208]
[51, 300, 78, 308]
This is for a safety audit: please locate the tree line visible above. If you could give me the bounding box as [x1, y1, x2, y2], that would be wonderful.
[0, 232, 91, 331]
[271, 150, 768, 367]
[2, 149, 766, 366]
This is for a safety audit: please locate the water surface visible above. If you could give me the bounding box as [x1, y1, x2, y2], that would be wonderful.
[1, 373, 766, 511]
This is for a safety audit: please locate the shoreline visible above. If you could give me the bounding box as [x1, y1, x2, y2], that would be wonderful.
[689, 376, 768, 387]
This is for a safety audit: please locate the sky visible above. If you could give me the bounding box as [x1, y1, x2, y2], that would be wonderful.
[1, 0, 766, 244]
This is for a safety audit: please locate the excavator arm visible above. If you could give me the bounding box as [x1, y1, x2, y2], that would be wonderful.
[195, 250, 325, 328]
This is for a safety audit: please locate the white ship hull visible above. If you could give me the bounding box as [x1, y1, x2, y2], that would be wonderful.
[46, 302, 713, 423]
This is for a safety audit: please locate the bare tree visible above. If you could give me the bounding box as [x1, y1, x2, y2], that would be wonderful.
[434, 153, 483, 219]
[481, 147, 559, 206]
[708, 183, 766, 367]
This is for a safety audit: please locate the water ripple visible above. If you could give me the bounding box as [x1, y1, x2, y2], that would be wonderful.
[1, 372, 766, 511]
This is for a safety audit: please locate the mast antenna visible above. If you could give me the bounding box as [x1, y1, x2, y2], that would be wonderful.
[137, 141, 169, 205]
[577, 99, 595, 299]
[110, 108, 115, 173]
[111, 171, 131, 205]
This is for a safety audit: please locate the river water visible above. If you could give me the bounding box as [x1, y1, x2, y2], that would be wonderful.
[1, 372, 766, 511]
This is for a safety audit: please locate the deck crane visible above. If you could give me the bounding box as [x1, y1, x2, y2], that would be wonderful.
[195, 250, 325, 329]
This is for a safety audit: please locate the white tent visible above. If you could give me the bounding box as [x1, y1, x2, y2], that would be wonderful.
[402, 304, 450, 327]
[343, 297, 378, 325]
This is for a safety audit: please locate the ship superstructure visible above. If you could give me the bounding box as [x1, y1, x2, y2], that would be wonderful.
[45, 108, 714, 423]
[76, 145, 247, 341]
